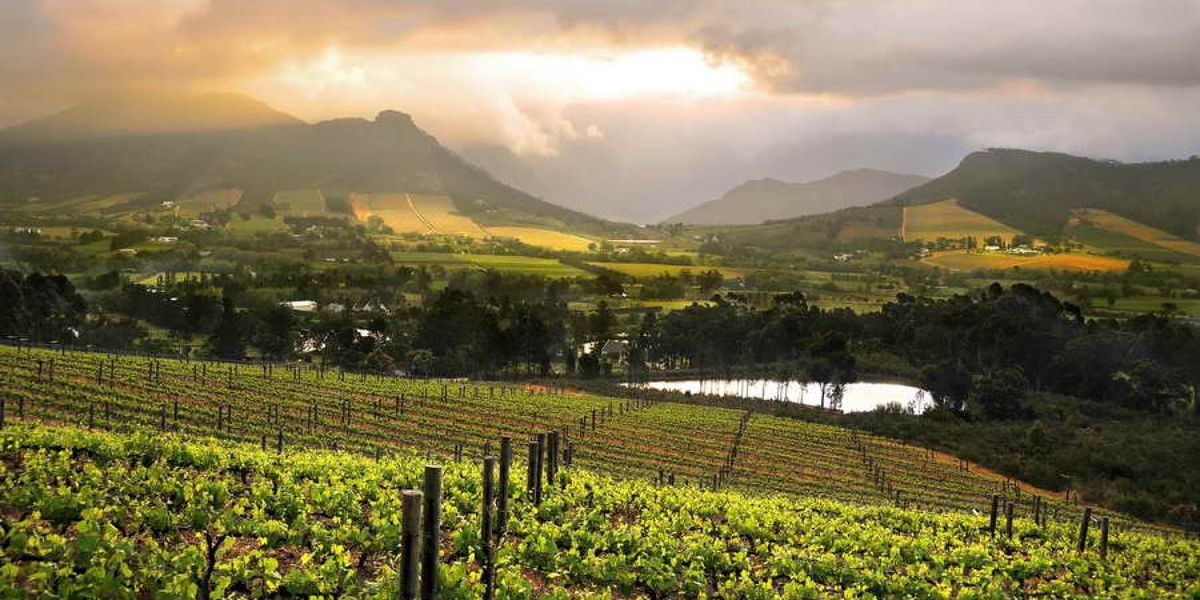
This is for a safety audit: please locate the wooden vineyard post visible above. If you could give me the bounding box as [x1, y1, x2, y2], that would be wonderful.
[1005, 502, 1014, 539]
[481, 456, 496, 600]
[498, 437, 511, 537]
[989, 494, 999, 536]
[159, 405, 166, 432]
[0, 396, 5, 429]
[1077, 507, 1092, 552]
[400, 490, 423, 600]
[526, 440, 538, 502]
[547, 431, 559, 486]
[276, 429, 284, 454]
[420, 466, 442, 600]
[1099, 516, 1110, 560]
[260, 434, 267, 452]
[535, 433, 546, 504]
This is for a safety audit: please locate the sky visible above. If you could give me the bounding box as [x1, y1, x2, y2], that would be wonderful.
[2, 0, 1200, 222]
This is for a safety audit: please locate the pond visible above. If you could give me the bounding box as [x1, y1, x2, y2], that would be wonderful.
[626, 379, 932, 414]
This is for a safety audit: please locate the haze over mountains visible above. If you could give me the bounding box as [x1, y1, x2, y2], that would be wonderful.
[664, 169, 929, 225]
[3, 92, 1200, 246]
[0, 92, 613, 233]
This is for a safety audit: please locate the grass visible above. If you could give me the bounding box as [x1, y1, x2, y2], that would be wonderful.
[485, 226, 595, 252]
[272, 189, 328, 216]
[902, 198, 1020, 243]
[1073, 208, 1200, 259]
[923, 250, 1130, 272]
[586, 262, 745, 278]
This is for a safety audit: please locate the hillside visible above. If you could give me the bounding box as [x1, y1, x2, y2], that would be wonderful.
[4, 424, 1196, 598]
[1, 345, 1194, 597]
[665, 168, 928, 225]
[0, 93, 621, 235]
[887, 148, 1200, 240]
[0, 91, 303, 142]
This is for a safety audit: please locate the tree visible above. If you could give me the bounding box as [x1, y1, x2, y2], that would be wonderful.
[970, 367, 1028, 420]
[697, 269, 725, 295]
[254, 305, 297, 360]
[805, 332, 857, 409]
[589, 301, 616, 342]
[920, 362, 972, 413]
[207, 295, 246, 359]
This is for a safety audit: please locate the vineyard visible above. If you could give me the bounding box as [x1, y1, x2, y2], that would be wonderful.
[1, 345, 1198, 596]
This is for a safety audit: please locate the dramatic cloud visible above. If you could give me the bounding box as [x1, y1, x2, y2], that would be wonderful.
[2, 0, 1199, 220]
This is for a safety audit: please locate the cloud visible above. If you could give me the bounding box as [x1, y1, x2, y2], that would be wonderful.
[2, 0, 1199, 220]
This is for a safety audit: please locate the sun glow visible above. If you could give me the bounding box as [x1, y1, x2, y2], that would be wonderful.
[463, 47, 753, 100]
[246, 45, 753, 156]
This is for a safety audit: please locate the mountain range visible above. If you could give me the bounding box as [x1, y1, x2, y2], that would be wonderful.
[664, 169, 929, 225]
[2, 93, 1198, 247]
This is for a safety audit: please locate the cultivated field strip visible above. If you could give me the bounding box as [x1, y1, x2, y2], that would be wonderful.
[0, 346, 1175, 537]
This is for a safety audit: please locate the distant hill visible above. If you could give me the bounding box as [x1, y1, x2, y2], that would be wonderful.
[664, 169, 928, 225]
[0, 91, 303, 142]
[886, 148, 1200, 240]
[0, 93, 620, 234]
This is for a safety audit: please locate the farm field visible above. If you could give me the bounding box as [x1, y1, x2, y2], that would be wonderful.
[0, 346, 1160, 526]
[410, 194, 488, 238]
[0, 346, 1194, 597]
[923, 250, 1130, 272]
[226, 213, 287, 236]
[901, 198, 1021, 243]
[35, 192, 148, 215]
[390, 251, 589, 278]
[586, 261, 746, 278]
[271, 189, 328, 217]
[1073, 208, 1200, 259]
[1090, 295, 1200, 319]
[485, 226, 595, 252]
[349, 192, 432, 234]
[4, 425, 1197, 598]
[175, 188, 242, 217]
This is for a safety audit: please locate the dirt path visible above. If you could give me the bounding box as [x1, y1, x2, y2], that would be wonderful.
[406, 193, 436, 233]
[899, 205, 909, 241]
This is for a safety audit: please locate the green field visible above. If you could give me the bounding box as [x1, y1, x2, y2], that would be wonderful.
[587, 261, 745, 278]
[391, 251, 589, 278]
[227, 214, 287, 236]
[902, 198, 1021, 243]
